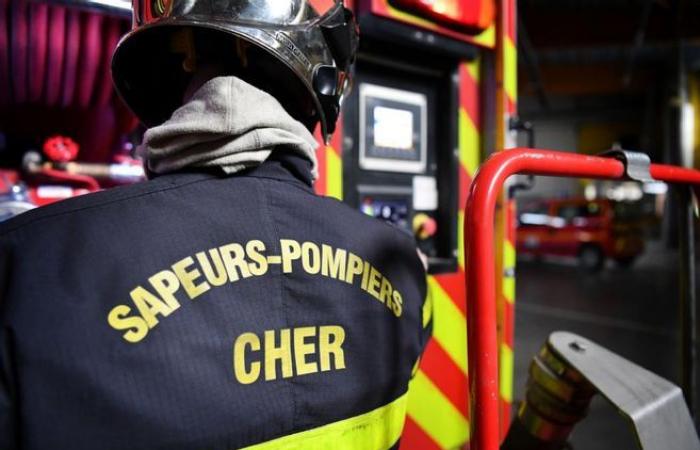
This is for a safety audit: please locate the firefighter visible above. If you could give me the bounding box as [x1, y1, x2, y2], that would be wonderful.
[0, 1, 430, 449]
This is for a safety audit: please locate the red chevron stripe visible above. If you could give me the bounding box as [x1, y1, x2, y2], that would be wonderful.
[459, 66, 481, 130]
[500, 398, 513, 440]
[506, 0, 516, 40]
[506, 95, 516, 116]
[372, 0, 390, 15]
[506, 202, 516, 241]
[420, 338, 470, 417]
[434, 273, 467, 317]
[400, 416, 442, 450]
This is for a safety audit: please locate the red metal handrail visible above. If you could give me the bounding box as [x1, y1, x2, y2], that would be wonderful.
[464, 148, 700, 450]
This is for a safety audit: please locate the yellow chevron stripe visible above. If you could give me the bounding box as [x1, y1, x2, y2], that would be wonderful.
[502, 276, 515, 305]
[459, 61, 480, 272]
[407, 370, 470, 448]
[428, 276, 468, 375]
[504, 37, 517, 102]
[457, 211, 465, 270]
[422, 285, 434, 328]
[502, 241, 515, 304]
[326, 146, 342, 200]
[459, 109, 480, 177]
[499, 343, 514, 403]
[386, 3, 436, 29]
[473, 23, 496, 48]
[466, 59, 480, 83]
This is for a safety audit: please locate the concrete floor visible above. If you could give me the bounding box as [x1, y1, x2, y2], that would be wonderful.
[513, 241, 698, 449]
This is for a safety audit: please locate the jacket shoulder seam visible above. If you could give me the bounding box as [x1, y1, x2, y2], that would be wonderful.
[0, 177, 213, 237]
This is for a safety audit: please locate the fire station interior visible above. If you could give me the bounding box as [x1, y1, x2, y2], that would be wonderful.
[2, 0, 700, 449]
[515, 1, 700, 448]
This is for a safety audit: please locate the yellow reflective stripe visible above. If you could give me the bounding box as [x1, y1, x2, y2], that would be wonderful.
[242, 393, 408, 450]
[458, 109, 480, 177]
[428, 277, 468, 374]
[502, 277, 515, 305]
[467, 59, 480, 83]
[407, 370, 470, 448]
[422, 286, 433, 328]
[326, 146, 343, 200]
[503, 241, 515, 304]
[504, 240, 516, 267]
[457, 211, 465, 270]
[385, 3, 437, 29]
[473, 24, 496, 48]
[504, 38, 517, 101]
[499, 343, 514, 403]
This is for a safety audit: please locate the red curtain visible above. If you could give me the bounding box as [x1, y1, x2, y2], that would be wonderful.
[0, 0, 137, 163]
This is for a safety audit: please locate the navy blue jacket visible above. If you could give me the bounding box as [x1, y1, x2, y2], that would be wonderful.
[0, 153, 429, 449]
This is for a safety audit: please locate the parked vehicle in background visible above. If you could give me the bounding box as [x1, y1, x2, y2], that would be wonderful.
[516, 198, 645, 272]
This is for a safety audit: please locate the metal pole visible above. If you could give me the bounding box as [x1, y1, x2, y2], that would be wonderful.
[678, 186, 698, 420]
[465, 148, 700, 450]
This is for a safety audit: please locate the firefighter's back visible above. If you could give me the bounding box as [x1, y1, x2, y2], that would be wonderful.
[0, 154, 428, 450]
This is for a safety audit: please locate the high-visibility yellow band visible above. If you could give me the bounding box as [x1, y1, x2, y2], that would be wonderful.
[504, 240, 516, 267]
[466, 59, 481, 84]
[457, 211, 465, 270]
[459, 109, 480, 177]
[504, 38, 517, 102]
[473, 23, 496, 48]
[242, 393, 408, 450]
[386, 3, 437, 29]
[503, 276, 515, 305]
[428, 277, 468, 374]
[326, 146, 343, 200]
[407, 370, 470, 448]
[499, 343, 514, 403]
[423, 287, 434, 329]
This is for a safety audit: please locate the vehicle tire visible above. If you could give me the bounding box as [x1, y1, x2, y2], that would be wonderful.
[578, 245, 604, 273]
[614, 256, 637, 268]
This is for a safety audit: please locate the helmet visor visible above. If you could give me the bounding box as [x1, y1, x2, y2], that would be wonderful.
[143, 0, 342, 26]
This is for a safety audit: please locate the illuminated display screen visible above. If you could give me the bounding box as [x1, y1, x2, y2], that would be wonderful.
[373, 106, 414, 150]
[359, 83, 427, 174]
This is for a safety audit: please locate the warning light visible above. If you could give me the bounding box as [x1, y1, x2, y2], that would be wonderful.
[391, 0, 494, 33]
[43, 136, 80, 163]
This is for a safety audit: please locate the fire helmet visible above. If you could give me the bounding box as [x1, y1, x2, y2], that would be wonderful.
[111, 0, 359, 139]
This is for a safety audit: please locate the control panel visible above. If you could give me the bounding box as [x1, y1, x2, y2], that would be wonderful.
[343, 46, 463, 273]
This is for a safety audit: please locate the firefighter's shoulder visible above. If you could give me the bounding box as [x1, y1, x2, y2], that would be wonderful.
[310, 194, 428, 306]
[316, 195, 425, 269]
[0, 172, 213, 239]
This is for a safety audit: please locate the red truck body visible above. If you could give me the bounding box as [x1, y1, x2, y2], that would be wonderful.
[516, 198, 645, 270]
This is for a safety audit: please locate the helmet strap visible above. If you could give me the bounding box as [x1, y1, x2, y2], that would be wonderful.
[314, 6, 359, 136]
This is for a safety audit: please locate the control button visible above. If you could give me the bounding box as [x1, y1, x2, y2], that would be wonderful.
[413, 213, 437, 240]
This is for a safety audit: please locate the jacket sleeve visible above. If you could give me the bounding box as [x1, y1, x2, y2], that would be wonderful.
[0, 235, 18, 449]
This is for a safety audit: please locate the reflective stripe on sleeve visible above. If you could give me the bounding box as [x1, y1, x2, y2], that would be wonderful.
[241, 393, 408, 450]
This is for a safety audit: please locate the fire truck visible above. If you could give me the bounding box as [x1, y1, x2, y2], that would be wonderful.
[1, 0, 699, 449]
